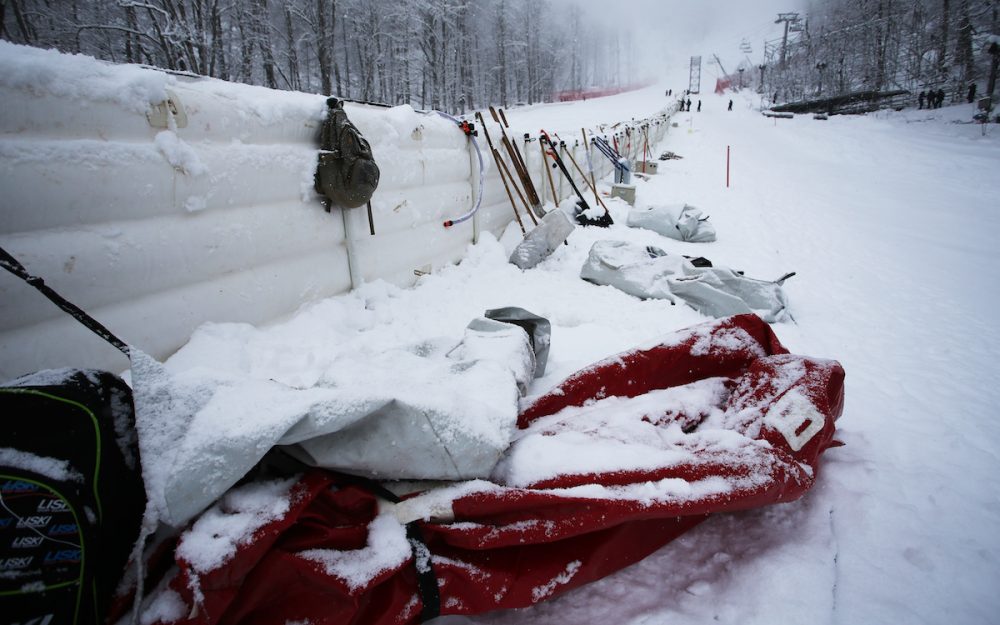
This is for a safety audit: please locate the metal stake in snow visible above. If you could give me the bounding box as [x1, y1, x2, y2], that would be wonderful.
[726, 146, 731, 188]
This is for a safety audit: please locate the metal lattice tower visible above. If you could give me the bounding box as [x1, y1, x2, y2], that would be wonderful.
[689, 56, 702, 94]
[774, 13, 801, 69]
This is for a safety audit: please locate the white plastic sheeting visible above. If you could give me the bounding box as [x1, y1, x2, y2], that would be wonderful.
[627, 203, 718, 242]
[0, 43, 672, 380]
[580, 241, 791, 322]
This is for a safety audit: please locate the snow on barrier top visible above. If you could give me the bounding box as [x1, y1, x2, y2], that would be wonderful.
[0, 42, 673, 380]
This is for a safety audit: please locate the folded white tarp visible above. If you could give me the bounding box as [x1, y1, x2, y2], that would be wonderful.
[580, 240, 790, 322]
[130, 319, 534, 526]
[626, 204, 717, 242]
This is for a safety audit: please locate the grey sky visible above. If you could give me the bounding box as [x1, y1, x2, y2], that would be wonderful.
[556, 0, 808, 87]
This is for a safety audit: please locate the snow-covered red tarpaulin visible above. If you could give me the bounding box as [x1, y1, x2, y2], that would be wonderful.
[149, 314, 844, 625]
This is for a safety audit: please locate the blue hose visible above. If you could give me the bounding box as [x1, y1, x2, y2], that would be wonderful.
[436, 111, 486, 228]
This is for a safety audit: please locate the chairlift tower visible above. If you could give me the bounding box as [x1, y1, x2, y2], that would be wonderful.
[689, 56, 702, 94]
[774, 12, 801, 69]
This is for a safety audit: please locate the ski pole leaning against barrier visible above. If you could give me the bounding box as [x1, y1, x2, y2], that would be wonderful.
[560, 134, 609, 214]
[476, 111, 527, 234]
[582, 128, 601, 207]
[491, 106, 542, 221]
[540, 130, 612, 228]
[592, 136, 632, 184]
[484, 109, 537, 225]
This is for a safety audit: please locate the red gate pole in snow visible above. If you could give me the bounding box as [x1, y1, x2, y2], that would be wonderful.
[726, 145, 731, 188]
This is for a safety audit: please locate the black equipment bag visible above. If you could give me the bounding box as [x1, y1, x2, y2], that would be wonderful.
[315, 97, 380, 211]
[0, 369, 146, 625]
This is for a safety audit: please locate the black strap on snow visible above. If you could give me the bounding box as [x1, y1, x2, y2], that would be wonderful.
[0, 246, 130, 356]
[331, 472, 442, 622]
[252, 452, 443, 621]
[775, 271, 797, 285]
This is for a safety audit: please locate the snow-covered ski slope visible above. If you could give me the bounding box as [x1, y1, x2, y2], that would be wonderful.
[4, 41, 1000, 624]
[0, 42, 671, 380]
[124, 83, 1000, 623]
[431, 96, 1000, 625]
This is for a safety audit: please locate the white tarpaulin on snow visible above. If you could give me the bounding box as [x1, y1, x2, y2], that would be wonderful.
[130, 319, 534, 527]
[580, 240, 791, 322]
[626, 204, 717, 242]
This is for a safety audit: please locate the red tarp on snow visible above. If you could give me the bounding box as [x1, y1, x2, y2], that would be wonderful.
[155, 314, 844, 625]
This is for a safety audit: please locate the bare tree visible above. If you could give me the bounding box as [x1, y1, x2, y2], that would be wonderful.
[1, 0, 636, 110]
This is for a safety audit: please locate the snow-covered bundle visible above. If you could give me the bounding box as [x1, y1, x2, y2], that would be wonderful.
[130, 318, 533, 527]
[137, 315, 844, 625]
[581, 240, 791, 322]
[626, 203, 717, 242]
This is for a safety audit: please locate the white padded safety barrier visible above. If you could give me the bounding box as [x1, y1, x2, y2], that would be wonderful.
[0, 43, 673, 379]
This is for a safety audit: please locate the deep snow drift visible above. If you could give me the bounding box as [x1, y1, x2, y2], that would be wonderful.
[126, 86, 1000, 624]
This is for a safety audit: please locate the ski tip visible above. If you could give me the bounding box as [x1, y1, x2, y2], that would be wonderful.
[443, 220, 454, 228]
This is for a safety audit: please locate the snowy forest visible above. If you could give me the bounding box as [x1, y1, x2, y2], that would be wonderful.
[0, 0, 640, 112]
[757, 0, 1000, 106]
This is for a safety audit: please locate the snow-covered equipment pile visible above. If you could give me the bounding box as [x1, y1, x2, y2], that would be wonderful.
[581, 241, 793, 322]
[627, 203, 718, 242]
[509, 208, 576, 269]
[139, 315, 844, 625]
[129, 316, 536, 527]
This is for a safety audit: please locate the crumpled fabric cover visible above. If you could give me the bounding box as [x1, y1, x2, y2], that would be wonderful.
[509, 208, 576, 270]
[143, 315, 845, 625]
[581, 240, 790, 322]
[130, 319, 534, 527]
[627, 203, 717, 242]
[485, 307, 551, 377]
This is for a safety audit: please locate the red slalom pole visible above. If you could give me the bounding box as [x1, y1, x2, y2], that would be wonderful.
[726, 145, 731, 188]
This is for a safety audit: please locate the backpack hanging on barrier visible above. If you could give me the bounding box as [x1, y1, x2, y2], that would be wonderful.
[314, 97, 380, 211]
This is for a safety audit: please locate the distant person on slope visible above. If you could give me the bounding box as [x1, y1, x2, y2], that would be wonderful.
[967, 84, 977, 103]
[728, 99, 733, 111]
[686, 98, 692, 111]
[918, 91, 925, 109]
[697, 100, 702, 112]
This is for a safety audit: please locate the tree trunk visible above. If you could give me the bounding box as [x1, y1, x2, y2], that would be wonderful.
[8, 0, 36, 44]
[211, 3, 226, 79]
[256, 0, 277, 88]
[284, 6, 300, 91]
[341, 9, 351, 98]
[498, 0, 508, 106]
[316, 0, 331, 94]
[955, 0, 973, 83]
[940, 0, 951, 78]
